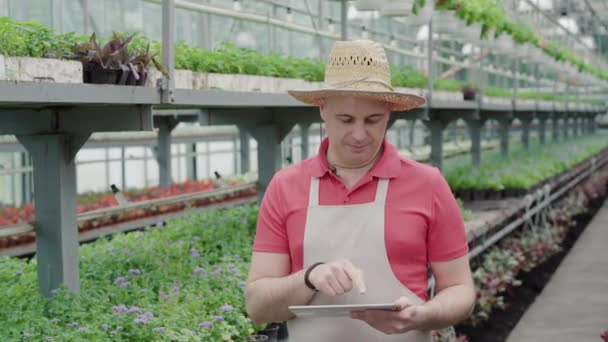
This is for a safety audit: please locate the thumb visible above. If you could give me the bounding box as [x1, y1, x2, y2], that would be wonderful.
[393, 296, 414, 311]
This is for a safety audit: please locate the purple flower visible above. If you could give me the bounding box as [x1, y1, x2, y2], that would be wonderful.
[67, 322, 79, 327]
[154, 327, 166, 333]
[112, 304, 128, 314]
[199, 321, 214, 328]
[213, 315, 224, 322]
[171, 283, 182, 293]
[110, 331, 117, 336]
[193, 267, 206, 275]
[134, 317, 148, 325]
[190, 248, 200, 257]
[77, 327, 88, 333]
[211, 269, 222, 276]
[114, 277, 126, 284]
[160, 292, 169, 300]
[128, 268, 141, 276]
[119, 281, 130, 289]
[239, 281, 247, 287]
[101, 324, 109, 331]
[220, 305, 234, 312]
[128, 306, 142, 314]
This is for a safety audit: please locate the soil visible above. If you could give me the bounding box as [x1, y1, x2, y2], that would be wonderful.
[454, 186, 608, 342]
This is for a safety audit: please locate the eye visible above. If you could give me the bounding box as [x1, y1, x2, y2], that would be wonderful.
[366, 117, 383, 124]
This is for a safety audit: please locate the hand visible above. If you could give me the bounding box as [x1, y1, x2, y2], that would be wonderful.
[350, 296, 436, 335]
[308, 259, 366, 296]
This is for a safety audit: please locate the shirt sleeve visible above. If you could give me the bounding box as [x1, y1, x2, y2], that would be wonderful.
[427, 168, 469, 262]
[252, 173, 290, 254]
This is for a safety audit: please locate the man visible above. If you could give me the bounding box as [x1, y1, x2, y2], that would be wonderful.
[245, 40, 475, 341]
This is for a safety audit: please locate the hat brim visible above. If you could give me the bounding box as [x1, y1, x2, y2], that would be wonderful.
[287, 88, 426, 112]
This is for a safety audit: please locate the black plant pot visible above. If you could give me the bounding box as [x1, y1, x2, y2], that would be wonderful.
[487, 190, 502, 200]
[458, 189, 472, 202]
[83, 62, 131, 85]
[472, 189, 486, 201]
[126, 69, 148, 86]
[462, 88, 478, 101]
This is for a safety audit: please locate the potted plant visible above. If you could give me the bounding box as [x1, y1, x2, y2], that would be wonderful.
[69, 32, 165, 86]
[462, 84, 479, 101]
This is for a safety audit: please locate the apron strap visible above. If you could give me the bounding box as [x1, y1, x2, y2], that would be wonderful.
[309, 177, 320, 207]
[374, 178, 390, 203]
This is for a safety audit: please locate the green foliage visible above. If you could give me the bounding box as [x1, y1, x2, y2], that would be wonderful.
[0, 204, 262, 341]
[175, 41, 325, 82]
[444, 134, 608, 191]
[0, 17, 86, 58]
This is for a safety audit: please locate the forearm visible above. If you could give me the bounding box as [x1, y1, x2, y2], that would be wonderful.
[421, 284, 476, 330]
[246, 269, 316, 324]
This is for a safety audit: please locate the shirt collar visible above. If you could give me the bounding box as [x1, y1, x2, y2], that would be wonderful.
[309, 137, 402, 179]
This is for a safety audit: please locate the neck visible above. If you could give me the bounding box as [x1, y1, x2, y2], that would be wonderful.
[326, 143, 383, 185]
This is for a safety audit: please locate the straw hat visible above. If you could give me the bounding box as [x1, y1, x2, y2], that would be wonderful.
[288, 40, 426, 112]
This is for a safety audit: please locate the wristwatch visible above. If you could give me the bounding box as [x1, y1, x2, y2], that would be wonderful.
[304, 262, 324, 291]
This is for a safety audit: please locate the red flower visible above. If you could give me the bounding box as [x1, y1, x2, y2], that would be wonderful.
[455, 2, 461, 9]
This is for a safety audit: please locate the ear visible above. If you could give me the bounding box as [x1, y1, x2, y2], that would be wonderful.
[319, 99, 327, 122]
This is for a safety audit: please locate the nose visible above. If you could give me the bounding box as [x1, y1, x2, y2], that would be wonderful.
[351, 121, 367, 142]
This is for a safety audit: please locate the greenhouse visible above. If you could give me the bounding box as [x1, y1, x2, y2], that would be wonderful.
[0, 0, 607, 341]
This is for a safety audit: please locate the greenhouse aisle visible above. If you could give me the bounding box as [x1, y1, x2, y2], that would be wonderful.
[506, 200, 608, 342]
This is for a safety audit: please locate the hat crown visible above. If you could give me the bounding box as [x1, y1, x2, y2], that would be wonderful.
[325, 40, 392, 89]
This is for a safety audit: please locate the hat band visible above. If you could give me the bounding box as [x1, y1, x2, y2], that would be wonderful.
[327, 76, 394, 91]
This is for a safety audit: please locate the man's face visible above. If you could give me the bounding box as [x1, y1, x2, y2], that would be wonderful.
[320, 96, 390, 166]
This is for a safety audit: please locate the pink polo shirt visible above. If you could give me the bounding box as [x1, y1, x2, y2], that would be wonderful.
[253, 138, 468, 301]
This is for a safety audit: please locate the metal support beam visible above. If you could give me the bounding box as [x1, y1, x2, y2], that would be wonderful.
[16, 133, 91, 297]
[591, 115, 597, 133]
[156, 117, 178, 187]
[186, 143, 197, 180]
[538, 117, 547, 145]
[162, 0, 176, 103]
[300, 123, 311, 159]
[340, 0, 347, 40]
[425, 119, 448, 171]
[252, 124, 282, 199]
[121, 147, 127, 188]
[552, 116, 560, 142]
[465, 119, 484, 170]
[563, 115, 570, 140]
[21, 152, 33, 205]
[239, 127, 251, 174]
[520, 118, 532, 150]
[498, 118, 512, 157]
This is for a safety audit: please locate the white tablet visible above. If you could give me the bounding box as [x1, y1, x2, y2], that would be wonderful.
[289, 303, 400, 318]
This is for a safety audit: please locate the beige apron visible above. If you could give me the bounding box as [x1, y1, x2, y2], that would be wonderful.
[287, 177, 432, 342]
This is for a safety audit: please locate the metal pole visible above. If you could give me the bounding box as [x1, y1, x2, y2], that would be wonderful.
[239, 127, 251, 174]
[340, 0, 347, 40]
[499, 118, 511, 157]
[300, 123, 310, 159]
[538, 117, 547, 145]
[467, 120, 482, 170]
[157, 118, 175, 187]
[162, 0, 176, 103]
[254, 125, 282, 199]
[428, 120, 444, 171]
[121, 146, 126, 189]
[16, 134, 88, 297]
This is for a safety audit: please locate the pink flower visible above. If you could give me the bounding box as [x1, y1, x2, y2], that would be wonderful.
[455, 2, 461, 9]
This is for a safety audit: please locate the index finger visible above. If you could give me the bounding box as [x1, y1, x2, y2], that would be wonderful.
[342, 261, 366, 294]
